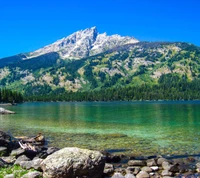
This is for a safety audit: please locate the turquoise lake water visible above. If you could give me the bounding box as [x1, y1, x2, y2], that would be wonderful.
[1, 101, 200, 156]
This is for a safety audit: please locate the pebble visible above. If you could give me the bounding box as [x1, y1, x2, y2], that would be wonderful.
[150, 166, 159, 171]
[136, 171, 149, 178]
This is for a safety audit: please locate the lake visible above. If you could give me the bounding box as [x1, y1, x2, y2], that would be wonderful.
[1, 101, 200, 156]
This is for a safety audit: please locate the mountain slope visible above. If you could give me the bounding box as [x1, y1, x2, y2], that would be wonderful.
[0, 41, 200, 97]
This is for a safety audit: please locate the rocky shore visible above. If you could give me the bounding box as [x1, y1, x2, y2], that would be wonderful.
[1, 130, 200, 178]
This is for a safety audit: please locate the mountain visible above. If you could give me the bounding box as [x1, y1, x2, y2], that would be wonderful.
[27, 27, 139, 59]
[0, 27, 200, 100]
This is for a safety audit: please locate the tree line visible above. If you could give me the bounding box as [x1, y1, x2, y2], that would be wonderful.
[0, 88, 23, 103]
[25, 74, 200, 102]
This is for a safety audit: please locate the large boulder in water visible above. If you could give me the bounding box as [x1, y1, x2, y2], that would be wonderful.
[40, 147, 105, 178]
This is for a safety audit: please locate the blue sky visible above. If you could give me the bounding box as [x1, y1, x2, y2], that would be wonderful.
[0, 0, 199, 58]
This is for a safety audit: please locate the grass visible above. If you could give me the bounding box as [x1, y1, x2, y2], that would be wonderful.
[0, 165, 41, 178]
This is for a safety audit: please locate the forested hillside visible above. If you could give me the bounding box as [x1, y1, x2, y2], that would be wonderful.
[0, 42, 200, 101]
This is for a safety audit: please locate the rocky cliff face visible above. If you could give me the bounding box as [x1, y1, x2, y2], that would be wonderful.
[28, 27, 139, 59]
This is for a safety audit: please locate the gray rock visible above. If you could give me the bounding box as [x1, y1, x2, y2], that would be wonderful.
[136, 171, 149, 178]
[14, 155, 30, 165]
[41, 147, 105, 178]
[128, 160, 146, 166]
[46, 147, 59, 155]
[114, 168, 126, 175]
[22, 171, 42, 178]
[161, 170, 173, 176]
[111, 173, 124, 178]
[126, 167, 141, 175]
[157, 157, 168, 166]
[31, 158, 43, 170]
[0, 158, 7, 167]
[0, 146, 7, 156]
[10, 148, 25, 157]
[162, 161, 172, 170]
[4, 174, 15, 178]
[1, 156, 16, 164]
[141, 166, 152, 173]
[146, 159, 157, 167]
[104, 163, 114, 175]
[125, 173, 136, 178]
[20, 158, 43, 170]
[39, 147, 59, 159]
[20, 161, 33, 170]
[0, 130, 11, 148]
[196, 162, 200, 168]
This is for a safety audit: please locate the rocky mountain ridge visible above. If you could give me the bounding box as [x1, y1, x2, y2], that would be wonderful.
[28, 27, 139, 59]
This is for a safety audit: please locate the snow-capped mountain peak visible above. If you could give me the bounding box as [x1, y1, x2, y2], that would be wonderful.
[29, 27, 139, 59]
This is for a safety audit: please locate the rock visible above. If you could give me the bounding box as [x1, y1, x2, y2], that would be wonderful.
[0, 158, 7, 167]
[146, 159, 157, 167]
[128, 160, 146, 166]
[169, 163, 179, 173]
[24, 149, 37, 159]
[157, 157, 168, 166]
[111, 155, 121, 163]
[125, 173, 136, 178]
[20, 161, 33, 170]
[38, 147, 59, 159]
[20, 158, 43, 170]
[32, 158, 43, 170]
[111, 173, 125, 178]
[41, 147, 105, 178]
[10, 148, 25, 157]
[104, 163, 114, 175]
[0, 146, 7, 156]
[150, 166, 159, 171]
[103, 152, 121, 163]
[197, 162, 200, 167]
[149, 172, 155, 176]
[126, 167, 141, 175]
[161, 170, 173, 176]
[162, 161, 172, 170]
[0, 107, 15, 114]
[4, 174, 15, 178]
[34, 133, 45, 142]
[141, 166, 152, 173]
[114, 168, 126, 175]
[22, 171, 42, 178]
[0, 130, 11, 148]
[136, 171, 149, 178]
[14, 155, 30, 165]
[1, 156, 16, 164]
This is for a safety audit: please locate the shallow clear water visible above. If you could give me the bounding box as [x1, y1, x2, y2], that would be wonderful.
[1, 101, 200, 156]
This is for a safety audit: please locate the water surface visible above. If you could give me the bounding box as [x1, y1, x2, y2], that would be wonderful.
[1, 101, 200, 156]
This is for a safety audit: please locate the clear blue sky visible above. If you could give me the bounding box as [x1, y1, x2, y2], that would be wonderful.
[0, 0, 199, 58]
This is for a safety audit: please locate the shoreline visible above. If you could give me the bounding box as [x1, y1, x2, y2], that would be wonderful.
[1, 131, 200, 177]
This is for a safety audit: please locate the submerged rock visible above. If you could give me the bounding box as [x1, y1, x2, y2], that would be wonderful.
[41, 147, 105, 178]
[0, 107, 15, 114]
